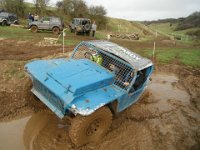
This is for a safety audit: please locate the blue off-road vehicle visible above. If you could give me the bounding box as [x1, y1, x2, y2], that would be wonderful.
[25, 40, 153, 146]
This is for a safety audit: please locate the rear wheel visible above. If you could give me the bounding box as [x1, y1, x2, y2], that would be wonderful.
[52, 27, 60, 34]
[30, 25, 38, 33]
[69, 107, 112, 146]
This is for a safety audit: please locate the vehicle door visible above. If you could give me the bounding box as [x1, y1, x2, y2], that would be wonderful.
[39, 17, 50, 29]
[118, 67, 152, 111]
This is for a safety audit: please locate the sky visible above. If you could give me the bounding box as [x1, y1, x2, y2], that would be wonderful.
[25, 0, 200, 21]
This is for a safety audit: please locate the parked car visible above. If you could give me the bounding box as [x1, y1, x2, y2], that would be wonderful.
[25, 40, 153, 146]
[69, 18, 91, 35]
[0, 12, 19, 26]
[28, 16, 64, 34]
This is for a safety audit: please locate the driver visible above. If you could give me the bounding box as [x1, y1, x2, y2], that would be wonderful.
[91, 52, 103, 65]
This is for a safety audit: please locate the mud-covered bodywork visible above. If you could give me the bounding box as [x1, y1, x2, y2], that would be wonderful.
[25, 40, 153, 118]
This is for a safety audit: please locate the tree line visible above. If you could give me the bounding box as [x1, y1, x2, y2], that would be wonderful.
[0, 0, 107, 29]
[143, 11, 200, 31]
[55, 0, 107, 29]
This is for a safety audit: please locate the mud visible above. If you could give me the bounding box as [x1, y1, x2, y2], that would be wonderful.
[0, 37, 200, 150]
[0, 71, 200, 150]
[0, 39, 74, 61]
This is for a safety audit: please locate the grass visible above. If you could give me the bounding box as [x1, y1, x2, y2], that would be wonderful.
[1, 25, 199, 68]
[0, 26, 57, 40]
[147, 22, 199, 41]
[142, 48, 200, 67]
[4, 60, 26, 80]
[113, 39, 200, 67]
[105, 17, 154, 37]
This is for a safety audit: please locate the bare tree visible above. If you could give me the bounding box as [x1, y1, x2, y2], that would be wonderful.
[33, 0, 50, 15]
[89, 5, 107, 29]
[0, 0, 26, 17]
[57, 0, 88, 18]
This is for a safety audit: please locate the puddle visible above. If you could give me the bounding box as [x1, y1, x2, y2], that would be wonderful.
[0, 73, 192, 150]
[0, 116, 30, 150]
[148, 73, 190, 104]
[0, 111, 69, 150]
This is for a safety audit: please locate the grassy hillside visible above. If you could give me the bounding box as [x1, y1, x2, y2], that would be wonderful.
[100, 17, 154, 39]
[147, 22, 199, 41]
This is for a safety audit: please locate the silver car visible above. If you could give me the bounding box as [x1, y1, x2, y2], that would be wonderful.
[28, 16, 64, 34]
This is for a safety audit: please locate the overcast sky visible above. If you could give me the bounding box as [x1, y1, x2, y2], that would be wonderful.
[25, 0, 200, 21]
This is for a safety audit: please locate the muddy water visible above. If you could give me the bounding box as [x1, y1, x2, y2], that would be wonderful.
[0, 73, 194, 150]
[0, 116, 30, 150]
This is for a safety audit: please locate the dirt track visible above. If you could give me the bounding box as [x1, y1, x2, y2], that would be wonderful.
[0, 38, 200, 150]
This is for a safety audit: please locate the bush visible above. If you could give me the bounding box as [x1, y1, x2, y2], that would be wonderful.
[186, 30, 200, 39]
[175, 11, 200, 31]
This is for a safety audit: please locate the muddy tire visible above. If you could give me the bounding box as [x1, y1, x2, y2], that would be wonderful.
[69, 107, 112, 146]
[52, 27, 60, 34]
[30, 25, 38, 33]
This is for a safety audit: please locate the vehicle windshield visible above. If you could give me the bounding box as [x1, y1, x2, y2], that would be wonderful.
[71, 43, 134, 91]
[0, 12, 9, 17]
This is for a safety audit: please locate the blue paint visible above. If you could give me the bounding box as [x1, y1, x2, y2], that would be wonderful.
[25, 41, 153, 119]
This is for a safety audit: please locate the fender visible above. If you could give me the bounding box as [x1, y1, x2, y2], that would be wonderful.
[68, 85, 124, 116]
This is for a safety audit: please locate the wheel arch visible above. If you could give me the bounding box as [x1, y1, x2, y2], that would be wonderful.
[30, 24, 38, 28]
[68, 99, 119, 118]
[52, 26, 60, 30]
[106, 99, 119, 115]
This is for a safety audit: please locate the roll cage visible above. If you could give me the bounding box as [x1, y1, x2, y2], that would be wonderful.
[70, 41, 152, 93]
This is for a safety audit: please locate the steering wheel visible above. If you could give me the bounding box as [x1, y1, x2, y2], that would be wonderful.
[84, 52, 94, 61]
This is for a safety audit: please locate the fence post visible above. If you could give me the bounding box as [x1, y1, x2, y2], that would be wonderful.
[153, 41, 156, 62]
[63, 29, 66, 54]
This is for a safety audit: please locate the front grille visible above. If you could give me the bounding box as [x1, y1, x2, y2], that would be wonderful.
[33, 79, 64, 112]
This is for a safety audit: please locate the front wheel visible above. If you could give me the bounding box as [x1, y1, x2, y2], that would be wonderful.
[30, 25, 38, 33]
[52, 27, 60, 34]
[69, 107, 112, 146]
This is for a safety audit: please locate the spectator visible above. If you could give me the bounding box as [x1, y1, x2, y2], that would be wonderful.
[91, 21, 97, 37]
[107, 33, 111, 40]
[34, 13, 39, 21]
[31, 14, 34, 22]
[28, 12, 32, 23]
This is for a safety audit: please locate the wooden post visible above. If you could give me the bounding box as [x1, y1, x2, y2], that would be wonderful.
[153, 41, 156, 62]
[63, 29, 66, 54]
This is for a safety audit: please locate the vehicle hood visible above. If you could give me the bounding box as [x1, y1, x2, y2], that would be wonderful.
[25, 58, 114, 106]
[46, 59, 114, 96]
